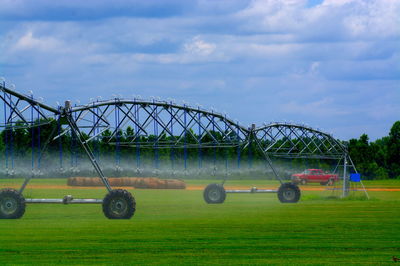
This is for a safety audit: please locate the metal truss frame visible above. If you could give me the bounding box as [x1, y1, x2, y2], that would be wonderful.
[0, 81, 359, 201]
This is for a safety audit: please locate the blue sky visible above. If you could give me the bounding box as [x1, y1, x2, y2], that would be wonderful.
[0, 0, 399, 140]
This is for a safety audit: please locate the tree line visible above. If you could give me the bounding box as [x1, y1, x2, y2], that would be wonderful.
[0, 120, 398, 179]
[347, 121, 400, 180]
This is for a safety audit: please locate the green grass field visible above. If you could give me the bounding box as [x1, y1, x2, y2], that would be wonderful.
[0, 179, 399, 265]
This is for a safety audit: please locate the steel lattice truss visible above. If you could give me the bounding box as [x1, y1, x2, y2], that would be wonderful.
[254, 123, 346, 159]
[0, 82, 348, 158]
[0, 85, 59, 129]
[0, 81, 349, 186]
[72, 100, 248, 149]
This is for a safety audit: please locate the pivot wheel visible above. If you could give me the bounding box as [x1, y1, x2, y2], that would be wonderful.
[203, 183, 226, 204]
[277, 183, 301, 203]
[102, 189, 136, 219]
[0, 188, 26, 219]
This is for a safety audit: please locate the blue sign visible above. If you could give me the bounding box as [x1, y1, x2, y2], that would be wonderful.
[350, 173, 361, 182]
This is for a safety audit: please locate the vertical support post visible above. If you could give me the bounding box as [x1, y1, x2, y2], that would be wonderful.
[3, 90, 8, 172]
[212, 114, 216, 175]
[37, 105, 41, 170]
[71, 120, 74, 170]
[10, 105, 14, 173]
[183, 107, 187, 171]
[342, 154, 348, 197]
[198, 111, 202, 170]
[93, 103, 99, 162]
[154, 104, 159, 170]
[115, 102, 120, 170]
[237, 125, 241, 169]
[224, 115, 228, 176]
[248, 135, 252, 169]
[71, 110, 78, 170]
[135, 104, 140, 170]
[31, 95, 35, 173]
[58, 112, 63, 170]
[4, 90, 16, 174]
[169, 105, 174, 173]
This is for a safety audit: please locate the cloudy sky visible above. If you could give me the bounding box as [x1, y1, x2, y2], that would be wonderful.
[0, 0, 399, 140]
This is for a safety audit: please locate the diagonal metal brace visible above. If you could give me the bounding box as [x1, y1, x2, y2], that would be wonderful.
[64, 104, 112, 192]
[250, 124, 283, 184]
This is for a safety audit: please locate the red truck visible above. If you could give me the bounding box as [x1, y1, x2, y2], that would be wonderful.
[291, 169, 338, 185]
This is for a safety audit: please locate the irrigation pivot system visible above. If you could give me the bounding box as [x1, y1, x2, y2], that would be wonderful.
[0, 80, 357, 219]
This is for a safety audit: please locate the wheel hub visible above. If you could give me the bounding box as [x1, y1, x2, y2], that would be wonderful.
[1, 197, 17, 215]
[208, 189, 220, 201]
[110, 198, 127, 215]
[283, 189, 295, 201]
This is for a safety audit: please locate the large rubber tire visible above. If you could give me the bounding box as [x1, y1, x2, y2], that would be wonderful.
[203, 183, 226, 204]
[277, 183, 301, 203]
[320, 181, 328, 186]
[102, 189, 136, 219]
[0, 188, 26, 219]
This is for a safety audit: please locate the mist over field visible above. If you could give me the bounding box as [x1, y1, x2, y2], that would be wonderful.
[0, 152, 337, 180]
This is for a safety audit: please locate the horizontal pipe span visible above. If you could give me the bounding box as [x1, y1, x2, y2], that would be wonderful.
[71, 99, 249, 133]
[0, 84, 60, 114]
[225, 189, 277, 193]
[26, 198, 103, 204]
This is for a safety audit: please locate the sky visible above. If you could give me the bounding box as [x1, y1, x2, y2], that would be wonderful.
[0, 0, 399, 141]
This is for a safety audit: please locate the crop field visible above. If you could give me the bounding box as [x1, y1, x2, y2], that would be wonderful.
[0, 178, 399, 265]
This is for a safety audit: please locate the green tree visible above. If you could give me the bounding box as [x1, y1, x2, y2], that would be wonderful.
[387, 121, 400, 178]
[349, 134, 381, 179]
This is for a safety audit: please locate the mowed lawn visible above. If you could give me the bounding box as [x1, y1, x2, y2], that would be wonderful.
[0, 179, 399, 265]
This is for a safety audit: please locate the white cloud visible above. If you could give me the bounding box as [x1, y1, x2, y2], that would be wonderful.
[13, 31, 64, 52]
[184, 36, 216, 56]
[236, 0, 400, 41]
[125, 36, 225, 64]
